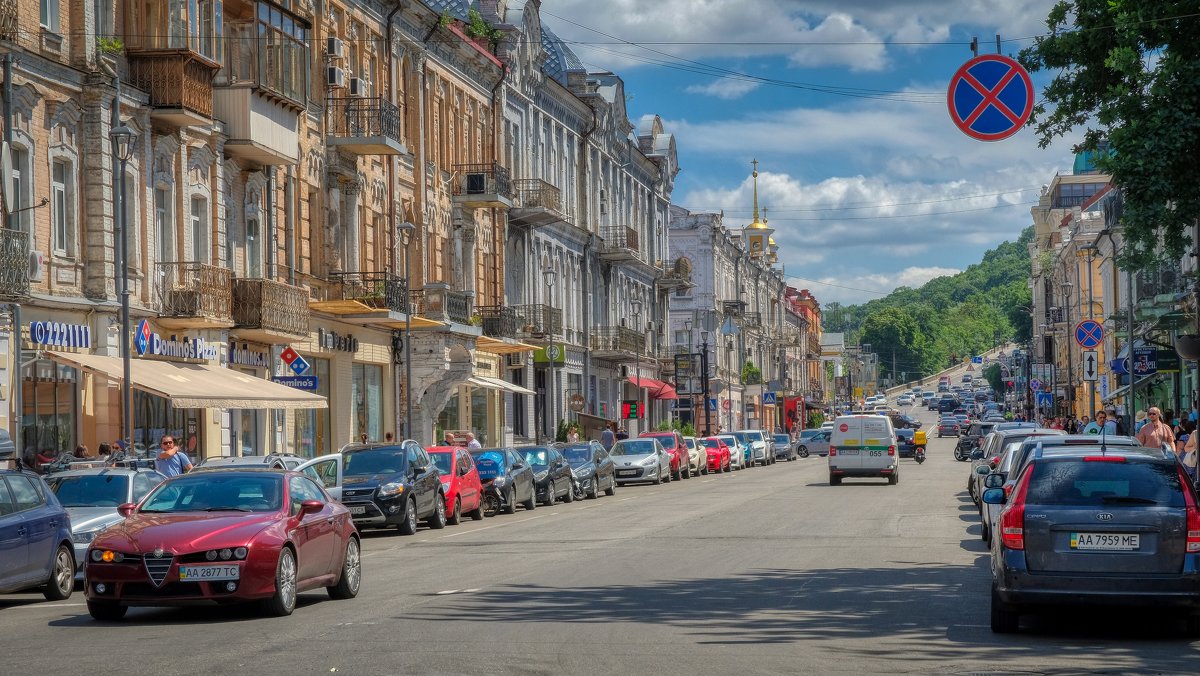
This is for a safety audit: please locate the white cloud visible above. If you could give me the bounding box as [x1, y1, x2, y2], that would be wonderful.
[684, 79, 761, 100]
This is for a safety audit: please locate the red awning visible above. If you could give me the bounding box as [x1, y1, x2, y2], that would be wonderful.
[626, 376, 678, 400]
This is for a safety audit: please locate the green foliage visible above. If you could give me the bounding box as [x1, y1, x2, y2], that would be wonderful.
[656, 419, 697, 437]
[97, 37, 124, 55]
[464, 8, 503, 49]
[984, 363, 1006, 394]
[1019, 0, 1200, 268]
[806, 410, 825, 429]
[742, 361, 762, 385]
[555, 419, 568, 443]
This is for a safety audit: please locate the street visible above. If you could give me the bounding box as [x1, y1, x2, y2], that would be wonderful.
[4, 404, 1199, 674]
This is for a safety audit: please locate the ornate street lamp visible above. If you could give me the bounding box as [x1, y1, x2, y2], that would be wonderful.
[543, 266, 558, 441]
[109, 123, 137, 451]
[397, 221, 415, 440]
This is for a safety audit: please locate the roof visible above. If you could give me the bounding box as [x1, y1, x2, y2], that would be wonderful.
[541, 25, 585, 85]
[423, 0, 473, 19]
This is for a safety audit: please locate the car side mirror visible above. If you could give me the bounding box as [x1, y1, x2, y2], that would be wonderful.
[983, 473, 1005, 488]
[117, 503, 136, 518]
[300, 499, 324, 515]
[975, 465, 991, 476]
[981, 488, 1006, 505]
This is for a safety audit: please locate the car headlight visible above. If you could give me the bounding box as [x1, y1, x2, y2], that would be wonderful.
[91, 549, 124, 563]
[72, 529, 99, 544]
[640, 456, 658, 466]
[492, 476, 507, 488]
[573, 466, 592, 478]
[378, 482, 406, 497]
[534, 471, 548, 482]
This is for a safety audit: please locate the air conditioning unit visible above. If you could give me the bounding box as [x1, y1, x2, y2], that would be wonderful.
[326, 66, 346, 88]
[465, 172, 487, 195]
[348, 77, 369, 97]
[505, 353, 524, 368]
[325, 37, 345, 59]
[28, 250, 44, 282]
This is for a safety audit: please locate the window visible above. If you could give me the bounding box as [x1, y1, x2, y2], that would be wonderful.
[155, 187, 175, 263]
[289, 476, 326, 515]
[246, 218, 261, 276]
[40, 0, 59, 32]
[9, 146, 29, 233]
[352, 363, 383, 442]
[51, 160, 71, 255]
[292, 357, 330, 458]
[190, 197, 208, 262]
[23, 359, 78, 457]
[133, 473, 162, 501]
[6, 475, 44, 513]
[0, 483, 12, 516]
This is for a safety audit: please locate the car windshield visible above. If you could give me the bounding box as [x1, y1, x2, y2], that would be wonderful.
[774, 435, 789, 444]
[561, 445, 593, 465]
[1026, 459, 1184, 507]
[45, 474, 129, 507]
[140, 474, 283, 513]
[700, 438, 720, 449]
[471, 450, 507, 481]
[520, 447, 552, 467]
[644, 434, 676, 449]
[343, 448, 407, 477]
[684, 438, 696, 449]
[612, 440, 656, 456]
[428, 452, 455, 476]
[731, 432, 750, 443]
[746, 431, 765, 442]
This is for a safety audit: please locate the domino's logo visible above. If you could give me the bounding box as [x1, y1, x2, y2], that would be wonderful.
[134, 320, 151, 356]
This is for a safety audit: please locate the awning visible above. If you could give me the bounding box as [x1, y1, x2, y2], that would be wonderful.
[467, 375, 535, 396]
[626, 376, 677, 400]
[46, 351, 327, 409]
[475, 336, 540, 355]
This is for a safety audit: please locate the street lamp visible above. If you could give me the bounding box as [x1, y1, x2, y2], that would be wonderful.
[397, 221, 415, 440]
[700, 328, 712, 435]
[683, 318, 693, 428]
[631, 298, 642, 435]
[544, 266, 557, 441]
[110, 123, 136, 451]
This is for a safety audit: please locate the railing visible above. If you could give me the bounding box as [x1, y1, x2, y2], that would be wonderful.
[0, 0, 18, 42]
[325, 96, 402, 143]
[232, 278, 310, 337]
[409, 285, 472, 324]
[445, 289, 471, 325]
[656, 260, 691, 285]
[722, 300, 746, 317]
[514, 178, 562, 211]
[156, 262, 233, 322]
[477, 305, 518, 339]
[601, 225, 639, 253]
[328, 271, 408, 313]
[409, 289, 427, 316]
[1136, 266, 1183, 301]
[452, 162, 512, 198]
[742, 311, 763, 329]
[128, 52, 216, 119]
[514, 304, 562, 338]
[591, 326, 643, 355]
[0, 228, 30, 299]
[1046, 307, 1064, 324]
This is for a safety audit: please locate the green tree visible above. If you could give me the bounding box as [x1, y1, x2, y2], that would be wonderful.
[742, 361, 762, 385]
[984, 363, 1006, 394]
[859, 307, 926, 382]
[1019, 1, 1200, 267]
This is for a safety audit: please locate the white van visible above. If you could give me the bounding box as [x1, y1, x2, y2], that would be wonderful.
[828, 414, 898, 486]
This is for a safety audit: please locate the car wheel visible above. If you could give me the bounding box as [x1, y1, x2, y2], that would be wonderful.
[657, 469, 666, 484]
[563, 480, 575, 503]
[605, 477, 617, 496]
[87, 600, 127, 621]
[43, 544, 74, 601]
[262, 547, 297, 617]
[589, 476, 600, 499]
[543, 484, 556, 506]
[428, 493, 447, 529]
[327, 537, 361, 600]
[990, 587, 1019, 634]
[469, 498, 486, 520]
[398, 498, 419, 535]
[447, 497, 462, 526]
[829, 474, 842, 486]
[888, 472, 899, 485]
[523, 486, 537, 511]
[798, 445, 808, 456]
[504, 487, 519, 514]
[683, 464, 691, 479]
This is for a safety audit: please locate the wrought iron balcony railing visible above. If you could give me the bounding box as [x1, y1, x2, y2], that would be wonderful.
[452, 163, 512, 206]
[409, 285, 472, 325]
[156, 262, 233, 323]
[477, 305, 518, 339]
[325, 96, 405, 154]
[510, 178, 569, 225]
[514, 304, 562, 339]
[232, 277, 310, 338]
[445, 289, 472, 325]
[128, 51, 217, 121]
[0, 228, 30, 300]
[327, 271, 409, 314]
[590, 326, 643, 355]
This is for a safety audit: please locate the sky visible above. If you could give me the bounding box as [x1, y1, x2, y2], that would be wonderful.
[540, 0, 1083, 306]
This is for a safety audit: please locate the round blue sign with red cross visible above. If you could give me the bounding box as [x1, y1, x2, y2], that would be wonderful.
[947, 54, 1034, 142]
[1075, 320, 1104, 349]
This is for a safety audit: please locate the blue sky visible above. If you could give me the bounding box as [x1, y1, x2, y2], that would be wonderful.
[544, 0, 1082, 306]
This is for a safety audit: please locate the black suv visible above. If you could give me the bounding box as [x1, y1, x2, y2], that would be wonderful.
[339, 441, 445, 535]
[937, 398, 959, 413]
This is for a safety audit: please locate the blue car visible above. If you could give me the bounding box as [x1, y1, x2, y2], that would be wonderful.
[0, 469, 75, 600]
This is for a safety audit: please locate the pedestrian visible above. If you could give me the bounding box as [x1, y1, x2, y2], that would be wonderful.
[566, 425, 580, 443]
[74, 444, 88, 458]
[1176, 421, 1196, 456]
[465, 432, 482, 450]
[1134, 409, 1148, 433]
[443, 431, 455, 446]
[616, 427, 629, 441]
[384, 432, 394, 442]
[1183, 428, 1200, 482]
[1110, 408, 1127, 435]
[1082, 410, 1116, 435]
[600, 425, 615, 451]
[359, 433, 369, 444]
[154, 435, 193, 477]
[1078, 415, 1090, 433]
[97, 442, 111, 457]
[1136, 407, 1176, 451]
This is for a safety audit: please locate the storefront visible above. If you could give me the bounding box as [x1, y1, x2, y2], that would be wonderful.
[21, 317, 92, 457]
[437, 350, 535, 447]
[227, 340, 275, 457]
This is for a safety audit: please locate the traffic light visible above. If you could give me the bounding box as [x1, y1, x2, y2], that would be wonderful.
[621, 400, 643, 419]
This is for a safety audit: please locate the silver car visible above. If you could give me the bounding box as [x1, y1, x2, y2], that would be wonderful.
[610, 438, 671, 485]
[797, 429, 832, 457]
[715, 435, 748, 470]
[42, 468, 166, 578]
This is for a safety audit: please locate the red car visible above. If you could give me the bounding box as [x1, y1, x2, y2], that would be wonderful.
[84, 469, 359, 620]
[699, 437, 732, 473]
[426, 446, 484, 525]
[639, 431, 692, 480]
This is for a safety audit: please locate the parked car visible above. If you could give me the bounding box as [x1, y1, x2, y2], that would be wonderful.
[682, 437, 707, 476]
[0, 469, 75, 601]
[298, 453, 344, 501]
[957, 420, 1001, 459]
[194, 453, 305, 470]
[611, 438, 671, 485]
[714, 435, 748, 470]
[773, 434, 797, 461]
[982, 446, 1199, 634]
[798, 430, 831, 458]
[470, 447, 536, 515]
[338, 442, 446, 534]
[968, 428, 1065, 508]
[83, 469, 359, 619]
[724, 434, 754, 468]
[639, 431, 692, 480]
[698, 437, 732, 472]
[560, 441, 617, 498]
[42, 468, 167, 578]
[742, 429, 774, 465]
[798, 429, 824, 443]
[516, 445, 575, 506]
[426, 446, 484, 524]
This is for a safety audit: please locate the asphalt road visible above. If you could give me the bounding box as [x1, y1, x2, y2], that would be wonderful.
[4, 398, 1200, 674]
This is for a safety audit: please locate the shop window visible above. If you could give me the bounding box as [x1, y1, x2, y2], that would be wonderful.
[21, 359, 76, 457]
[470, 388, 488, 447]
[292, 357, 330, 458]
[133, 390, 195, 455]
[353, 364, 383, 442]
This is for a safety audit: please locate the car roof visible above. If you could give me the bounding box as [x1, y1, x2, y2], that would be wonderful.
[43, 467, 157, 478]
[1028, 446, 1173, 463]
[187, 467, 292, 475]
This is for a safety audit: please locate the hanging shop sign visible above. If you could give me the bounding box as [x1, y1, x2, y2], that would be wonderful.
[318, 328, 359, 353]
[29, 321, 91, 348]
[134, 320, 219, 361]
[228, 341, 271, 368]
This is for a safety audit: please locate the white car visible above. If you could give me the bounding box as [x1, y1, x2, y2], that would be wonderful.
[828, 414, 899, 486]
[297, 452, 345, 500]
[715, 435, 748, 470]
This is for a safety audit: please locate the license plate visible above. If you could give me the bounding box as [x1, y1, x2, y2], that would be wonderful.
[349, 505, 367, 515]
[179, 564, 240, 581]
[618, 470, 637, 476]
[869, 451, 883, 457]
[838, 449, 860, 455]
[1070, 532, 1140, 551]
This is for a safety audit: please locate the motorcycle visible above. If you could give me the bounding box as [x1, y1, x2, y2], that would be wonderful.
[481, 482, 504, 518]
[914, 446, 926, 464]
[571, 476, 585, 502]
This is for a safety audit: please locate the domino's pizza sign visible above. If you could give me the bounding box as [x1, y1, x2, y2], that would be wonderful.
[133, 319, 218, 361]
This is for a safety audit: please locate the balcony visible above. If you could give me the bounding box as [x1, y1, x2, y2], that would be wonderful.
[598, 226, 642, 263]
[128, 51, 219, 126]
[655, 259, 692, 290]
[452, 163, 513, 209]
[590, 326, 643, 360]
[722, 300, 746, 317]
[156, 262, 234, 329]
[742, 312, 763, 330]
[514, 304, 562, 341]
[409, 284, 473, 326]
[0, 228, 30, 300]
[1136, 266, 1185, 304]
[477, 305, 518, 339]
[309, 272, 408, 326]
[232, 278, 311, 342]
[509, 179, 568, 227]
[0, 0, 18, 42]
[325, 97, 407, 155]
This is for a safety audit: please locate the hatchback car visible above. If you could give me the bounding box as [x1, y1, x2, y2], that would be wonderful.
[426, 446, 484, 524]
[682, 437, 708, 476]
[716, 434, 750, 469]
[773, 434, 797, 461]
[338, 442, 446, 534]
[0, 469, 75, 601]
[516, 446, 575, 506]
[638, 432, 692, 480]
[938, 419, 959, 437]
[560, 442, 617, 498]
[983, 447, 1200, 634]
[610, 438, 671, 485]
[470, 448, 536, 515]
[797, 430, 831, 458]
[699, 437, 732, 472]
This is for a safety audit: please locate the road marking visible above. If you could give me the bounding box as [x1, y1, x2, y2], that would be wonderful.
[435, 589, 459, 595]
[438, 514, 545, 538]
[10, 602, 85, 609]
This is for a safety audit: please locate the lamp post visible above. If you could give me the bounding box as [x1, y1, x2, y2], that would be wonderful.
[544, 266, 558, 441]
[631, 298, 642, 435]
[684, 318, 693, 428]
[397, 221, 415, 440]
[110, 123, 136, 451]
[700, 328, 712, 436]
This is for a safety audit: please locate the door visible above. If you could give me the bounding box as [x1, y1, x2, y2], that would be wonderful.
[0, 480, 25, 590]
[456, 450, 480, 511]
[409, 445, 438, 516]
[289, 476, 335, 579]
[831, 420, 863, 471]
[5, 475, 55, 584]
[300, 457, 343, 501]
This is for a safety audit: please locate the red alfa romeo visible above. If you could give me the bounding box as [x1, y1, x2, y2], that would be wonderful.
[699, 437, 732, 473]
[84, 469, 360, 620]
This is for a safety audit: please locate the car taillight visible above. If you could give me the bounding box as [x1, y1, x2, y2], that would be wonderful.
[887, 445, 895, 456]
[829, 448, 837, 457]
[1083, 456, 1125, 462]
[1177, 466, 1200, 553]
[999, 465, 1034, 550]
